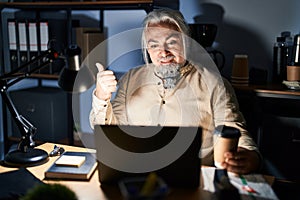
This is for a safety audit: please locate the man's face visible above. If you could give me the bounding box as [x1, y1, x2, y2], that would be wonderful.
[145, 24, 185, 66]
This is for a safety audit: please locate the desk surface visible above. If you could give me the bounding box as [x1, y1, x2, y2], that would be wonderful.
[0, 143, 213, 200]
[0, 143, 276, 200]
[0, 143, 105, 200]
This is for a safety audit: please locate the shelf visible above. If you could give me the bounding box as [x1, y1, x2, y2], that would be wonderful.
[0, 1, 153, 12]
[24, 73, 60, 80]
[0, 0, 154, 157]
[233, 83, 300, 99]
[0, 0, 154, 75]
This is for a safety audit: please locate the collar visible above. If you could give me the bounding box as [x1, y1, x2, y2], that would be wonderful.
[179, 61, 193, 76]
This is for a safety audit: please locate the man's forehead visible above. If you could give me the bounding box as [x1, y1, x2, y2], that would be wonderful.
[145, 25, 179, 33]
[145, 27, 181, 39]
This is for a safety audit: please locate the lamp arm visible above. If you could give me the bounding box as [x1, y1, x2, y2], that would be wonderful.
[0, 49, 59, 87]
[18, 115, 37, 148]
[0, 89, 36, 152]
[0, 49, 59, 153]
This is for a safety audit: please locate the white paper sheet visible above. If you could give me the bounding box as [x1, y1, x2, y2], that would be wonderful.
[201, 167, 279, 200]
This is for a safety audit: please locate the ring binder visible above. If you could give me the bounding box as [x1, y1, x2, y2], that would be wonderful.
[4, 10, 74, 76]
[38, 21, 50, 74]
[18, 21, 28, 68]
[8, 20, 18, 70]
[28, 21, 39, 71]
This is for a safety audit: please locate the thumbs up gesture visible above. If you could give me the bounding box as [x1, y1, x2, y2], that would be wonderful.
[95, 63, 117, 101]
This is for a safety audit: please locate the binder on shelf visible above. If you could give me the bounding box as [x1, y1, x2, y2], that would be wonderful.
[38, 20, 50, 74]
[39, 21, 49, 52]
[18, 20, 29, 69]
[28, 21, 39, 71]
[7, 20, 18, 70]
[4, 13, 69, 76]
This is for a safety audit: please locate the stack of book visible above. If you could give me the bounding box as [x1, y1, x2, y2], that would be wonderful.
[45, 151, 97, 180]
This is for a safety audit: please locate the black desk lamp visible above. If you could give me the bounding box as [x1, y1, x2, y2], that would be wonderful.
[58, 45, 94, 93]
[0, 45, 94, 167]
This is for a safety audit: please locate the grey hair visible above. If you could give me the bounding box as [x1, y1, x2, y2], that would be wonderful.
[141, 9, 190, 64]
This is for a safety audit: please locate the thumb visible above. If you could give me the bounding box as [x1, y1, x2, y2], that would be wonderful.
[95, 63, 105, 72]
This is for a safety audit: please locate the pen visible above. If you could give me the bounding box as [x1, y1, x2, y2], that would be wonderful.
[239, 175, 257, 194]
[140, 172, 158, 196]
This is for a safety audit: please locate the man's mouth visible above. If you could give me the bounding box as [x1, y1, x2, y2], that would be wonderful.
[159, 56, 175, 65]
[160, 61, 172, 65]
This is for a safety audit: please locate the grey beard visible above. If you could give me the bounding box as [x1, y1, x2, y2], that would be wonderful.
[154, 63, 181, 89]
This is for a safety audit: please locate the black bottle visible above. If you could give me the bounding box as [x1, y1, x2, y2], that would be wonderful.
[291, 34, 300, 66]
[273, 36, 288, 83]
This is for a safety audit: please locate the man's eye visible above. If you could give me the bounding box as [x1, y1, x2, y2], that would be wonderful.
[149, 44, 159, 49]
[167, 40, 178, 46]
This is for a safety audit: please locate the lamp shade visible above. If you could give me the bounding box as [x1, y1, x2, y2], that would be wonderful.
[58, 45, 94, 93]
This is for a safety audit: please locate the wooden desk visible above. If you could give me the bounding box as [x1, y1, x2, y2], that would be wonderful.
[0, 143, 214, 200]
[0, 143, 106, 200]
[1, 143, 277, 200]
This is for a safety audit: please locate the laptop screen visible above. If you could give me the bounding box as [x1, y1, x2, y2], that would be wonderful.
[94, 125, 202, 188]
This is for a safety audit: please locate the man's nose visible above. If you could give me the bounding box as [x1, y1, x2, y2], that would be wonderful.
[159, 44, 170, 56]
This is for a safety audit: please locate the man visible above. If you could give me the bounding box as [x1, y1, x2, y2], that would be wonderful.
[90, 9, 261, 174]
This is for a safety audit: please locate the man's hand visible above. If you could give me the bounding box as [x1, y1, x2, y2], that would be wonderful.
[95, 63, 117, 101]
[220, 147, 261, 174]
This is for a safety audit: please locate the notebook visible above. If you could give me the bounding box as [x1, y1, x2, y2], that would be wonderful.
[94, 125, 202, 188]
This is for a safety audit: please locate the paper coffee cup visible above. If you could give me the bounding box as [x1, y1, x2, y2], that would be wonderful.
[231, 54, 249, 78]
[287, 66, 300, 81]
[213, 125, 241, 168]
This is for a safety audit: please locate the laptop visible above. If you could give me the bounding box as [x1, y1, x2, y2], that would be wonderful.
[94, 125, 202, 188]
